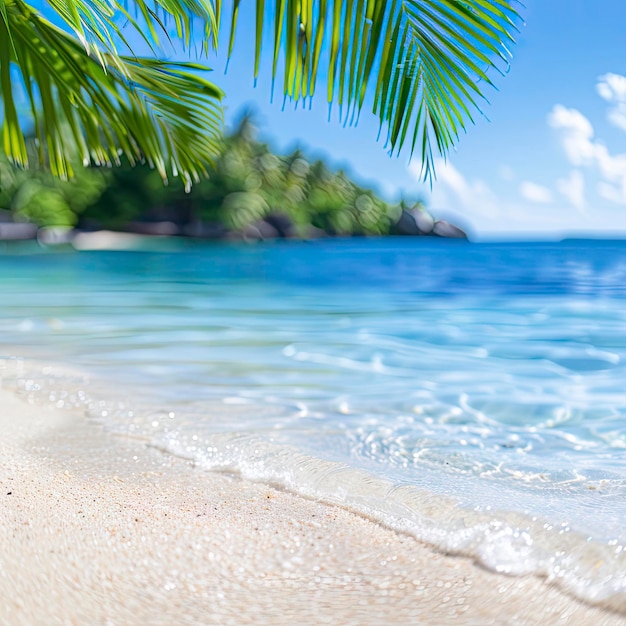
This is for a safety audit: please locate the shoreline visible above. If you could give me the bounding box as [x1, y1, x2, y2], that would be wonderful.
[1, 366, 625, 624]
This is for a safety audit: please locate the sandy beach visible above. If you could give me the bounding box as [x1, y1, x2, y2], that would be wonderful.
[1, 378, 625, 625]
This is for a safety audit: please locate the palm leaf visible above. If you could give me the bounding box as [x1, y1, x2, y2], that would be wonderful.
[0, 0, 223, 189]
[226, 0, 519, 181]
[44, 0, 220, 58]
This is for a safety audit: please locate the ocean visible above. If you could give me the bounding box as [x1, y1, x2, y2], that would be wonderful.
[2, 237, 626, 610]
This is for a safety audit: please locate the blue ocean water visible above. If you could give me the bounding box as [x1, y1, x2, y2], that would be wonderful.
[2, 238, 626, 609]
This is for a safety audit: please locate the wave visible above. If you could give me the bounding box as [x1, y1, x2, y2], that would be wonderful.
[4, 356, 626, 614]
[150, 429, 626, 614]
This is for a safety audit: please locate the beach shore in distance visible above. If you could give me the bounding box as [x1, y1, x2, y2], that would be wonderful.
[1, 377, 624, 626]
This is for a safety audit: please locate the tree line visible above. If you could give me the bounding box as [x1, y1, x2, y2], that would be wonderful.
[1, 114, 432, 239]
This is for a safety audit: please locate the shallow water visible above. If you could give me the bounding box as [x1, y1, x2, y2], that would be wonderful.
[2, 238, 626, 609]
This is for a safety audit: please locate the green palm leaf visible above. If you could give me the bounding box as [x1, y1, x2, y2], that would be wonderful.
[227, 0, 519, 181]
[0, 0, 223, 188]
[44, 0, 220, 58]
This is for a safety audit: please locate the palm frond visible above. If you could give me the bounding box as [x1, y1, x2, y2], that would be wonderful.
[44, 0, 220, 58]
[0, 0, 223, 189]
[226, 0, 519, 181]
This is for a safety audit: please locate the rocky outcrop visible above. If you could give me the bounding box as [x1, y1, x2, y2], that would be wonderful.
[0, 221, 38, 240]
[263, 212, 297, 238]
[413, 209, 435, 234]
[0, 204, 468, 243]
[392, 207, 466, 239]
[432, 220, 467, 239]
[235, 220, 281, 242]
[182, 222, 229, 239]
[126, 221, 180, 236]
[393, 209, 424, 236]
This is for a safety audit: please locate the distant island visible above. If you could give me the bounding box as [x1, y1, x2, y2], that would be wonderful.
[0, 115, 467, 244]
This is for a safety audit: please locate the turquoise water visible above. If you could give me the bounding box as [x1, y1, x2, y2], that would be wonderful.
[2, 238, 626, 609]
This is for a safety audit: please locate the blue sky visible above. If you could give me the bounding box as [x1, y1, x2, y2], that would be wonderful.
[204, 1, 626, 240]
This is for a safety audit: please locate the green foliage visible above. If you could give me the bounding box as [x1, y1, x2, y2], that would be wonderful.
[0, 149, 106, 226]
[0, 114, 423, 235]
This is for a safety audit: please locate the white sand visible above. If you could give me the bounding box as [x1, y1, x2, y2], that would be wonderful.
[1, 386, 625, 625]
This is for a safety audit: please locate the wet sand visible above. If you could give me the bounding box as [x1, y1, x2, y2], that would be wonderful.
[1, 385, 624, 625]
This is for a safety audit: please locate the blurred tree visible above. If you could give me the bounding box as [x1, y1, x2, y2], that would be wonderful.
[0, 149, 106, 226]
[0, 111, 431, 237]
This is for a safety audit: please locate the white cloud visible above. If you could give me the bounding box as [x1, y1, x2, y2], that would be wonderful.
[597, 178, 626, 204]
[597, 73, 626, 101]
[597, 73, 626, 131]
[597, 181, 625, 204]
[549, 100, 626, 205]
[408, 73, 626, 238]
[520, 181, 553, 204]
[593, 144, 626, 183]
[418, 159, 501, 220]
[557, 170, 586, 211]
[547, 105, 596, 165]
[412, 158, 626, 239]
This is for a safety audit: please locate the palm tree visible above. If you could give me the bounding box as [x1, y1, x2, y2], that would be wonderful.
[0, 0, 519, 188]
